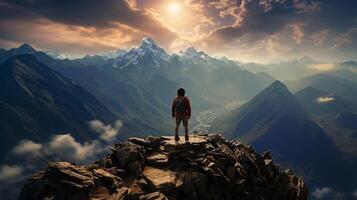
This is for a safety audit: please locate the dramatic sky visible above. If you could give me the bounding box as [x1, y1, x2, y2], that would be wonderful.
[0, 0, 356, 62]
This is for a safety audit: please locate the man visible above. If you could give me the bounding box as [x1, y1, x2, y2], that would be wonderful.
[171, 88, 191, 141]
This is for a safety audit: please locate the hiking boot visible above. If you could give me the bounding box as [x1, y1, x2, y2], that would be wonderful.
[185, 134, 189, 141]
[175, 134, 180, 141]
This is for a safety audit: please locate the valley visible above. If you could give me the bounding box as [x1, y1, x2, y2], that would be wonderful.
[193, 102, 243, 133]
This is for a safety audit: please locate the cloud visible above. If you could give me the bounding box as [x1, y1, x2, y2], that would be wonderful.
[207, 0, 304, 42]
[11, 120, 122, 163]
[0, 165, 23, 181]
[332, 28, 357, 49]
[89, 120, 123, 142]
[312, 187, 347, 200]
[309, 63, 336, 71]
[353, 190, 357, 198]
[290, 24, 305, 44]
[197, 0, 357, 62]
[0, 0, 177, 55]
[310, 29, 330, 45]
[0, 18, 147, 56]
[317, 96, 335, 103]
[12, 140, 42, 156]
[312, 187, 333, 199]
[47, 134, 103, 162]
[1, 0, 176, 39]
[1, 0, 357, 61]
[12, 135, 103, 163]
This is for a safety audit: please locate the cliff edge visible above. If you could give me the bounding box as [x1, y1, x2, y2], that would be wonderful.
[19, 134, 308, 200]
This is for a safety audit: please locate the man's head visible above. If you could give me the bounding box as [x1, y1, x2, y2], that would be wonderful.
[177, 88, 185, 96]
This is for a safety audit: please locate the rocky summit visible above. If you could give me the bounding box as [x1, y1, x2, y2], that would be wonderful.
[19, 134, 308, 200]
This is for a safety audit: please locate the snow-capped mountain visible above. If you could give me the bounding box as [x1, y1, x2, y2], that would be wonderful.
[112, 37, 170, 69]
[180, 46, 209, 59]
[100, 49, 127, 59]
[177, 46, 215, 66]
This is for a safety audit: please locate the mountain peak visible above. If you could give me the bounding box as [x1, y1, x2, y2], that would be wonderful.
[138, 37, 168, 56]
[266, 81, 290, 94]
[20, 134, 308, 200]
[180, 46, 208, 59]
[140, 37, 158, 48]
[270, 80, 285, 87]
[242, 81, 303, 118]
[185, 46, 198, 54]
[11, 43, 37, 54]
[112, 37, 169, 68]
[19, 43, 34, 49]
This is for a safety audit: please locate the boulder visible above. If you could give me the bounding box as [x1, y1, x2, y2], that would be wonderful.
[111, 141, 145, 174]
[139, 192, 168, 200]
[143, 167, 183, 192]
[146, 152, 169, 166]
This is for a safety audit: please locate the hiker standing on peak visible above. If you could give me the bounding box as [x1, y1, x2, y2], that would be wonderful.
[171, 88, 191, 141]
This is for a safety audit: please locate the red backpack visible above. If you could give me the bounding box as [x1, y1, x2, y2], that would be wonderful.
[175, 97, 186, 114]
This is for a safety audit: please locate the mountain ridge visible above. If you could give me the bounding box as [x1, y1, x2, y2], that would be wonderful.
[210, 81, 355, 192]
[19, 134, 308, 200]
[0, 55, 117, 161]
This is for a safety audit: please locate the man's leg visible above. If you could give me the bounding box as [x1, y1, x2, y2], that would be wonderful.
[175, 117, 181, 141]
[175, 125, 179, 140]
[183, 119, 189, 141]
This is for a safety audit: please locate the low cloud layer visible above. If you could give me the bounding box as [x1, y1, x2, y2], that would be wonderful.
[311, 187, 349, 199]
[317, 96, 335, 103]
[1, 120, 120, 182]
[12, 140, 43, 156]
[11, 120, 123, 163]
[89, 120, 123, 142]
[0, 165, 23, 181]
[312, 187, 333, 199]
[48, 134, 103, 162]
[353, 190, 357, 198]
[12, 135, 103, 163]
[308, 63, 336, 71]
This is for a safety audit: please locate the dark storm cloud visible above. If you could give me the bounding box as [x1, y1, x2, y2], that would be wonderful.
[208, 26, 242, 43]
[0, 0, 355, 61]
[207, 0, 357, 43]
[0, 0, 176, 44]
[0, 2, 38, 21]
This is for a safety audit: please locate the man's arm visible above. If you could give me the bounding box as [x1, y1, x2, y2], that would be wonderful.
[171, 99, 176, 118]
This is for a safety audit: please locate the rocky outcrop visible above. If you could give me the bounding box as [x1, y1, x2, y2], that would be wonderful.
[19, 134, 308, 200]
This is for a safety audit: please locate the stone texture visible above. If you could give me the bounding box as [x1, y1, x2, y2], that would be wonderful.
[20, 133, 308, 200]
[143, 167, 183, 192]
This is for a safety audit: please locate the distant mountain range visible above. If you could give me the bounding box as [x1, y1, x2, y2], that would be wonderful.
[240, 56, 357, 81]
[295, 79, 357, 158]
[0, 39, 276, 117]
[295, 87, 356, 115]
[287, 73, 357, 103]
[0, 55, 117, 162]
[210, 81, 356, 195]
[0, 39, 275, 155]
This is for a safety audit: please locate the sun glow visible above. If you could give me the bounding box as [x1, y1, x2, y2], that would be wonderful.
[168, 2, 182, 14]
